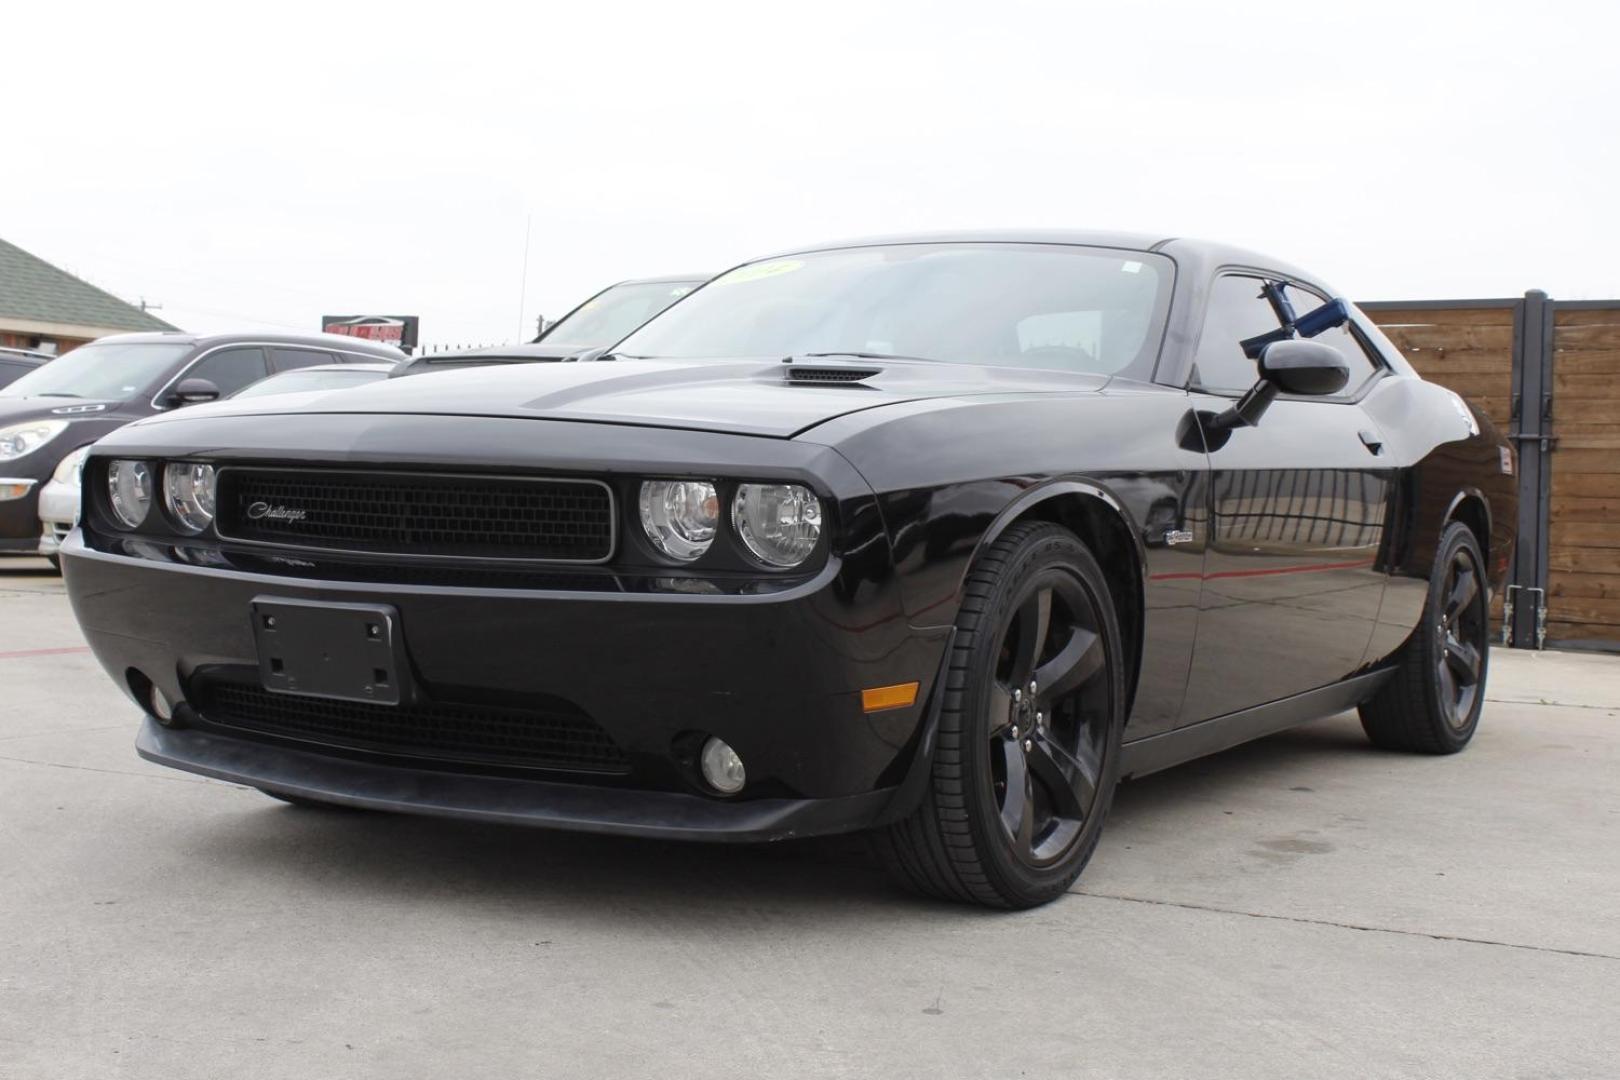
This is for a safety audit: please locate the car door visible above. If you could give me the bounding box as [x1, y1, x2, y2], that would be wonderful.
[1179, 273, 1393, 723]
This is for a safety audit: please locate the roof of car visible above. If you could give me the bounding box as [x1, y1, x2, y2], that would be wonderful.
[85, 330, 406, 359]
[0, 346, 51, 364]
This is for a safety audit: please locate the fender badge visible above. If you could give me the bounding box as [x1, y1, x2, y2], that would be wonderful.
[1164, 529, 1194, 546]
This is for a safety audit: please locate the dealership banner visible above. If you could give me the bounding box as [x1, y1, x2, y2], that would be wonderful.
[322, 315, 420, 353]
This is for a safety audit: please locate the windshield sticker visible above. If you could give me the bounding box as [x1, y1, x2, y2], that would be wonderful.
[716, 259, 804, 286]
[1121, 261, 1143, 274]
[670, 286, 692, 297]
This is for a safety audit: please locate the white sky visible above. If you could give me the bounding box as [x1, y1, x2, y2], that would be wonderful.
[4, 1, 1616, 347]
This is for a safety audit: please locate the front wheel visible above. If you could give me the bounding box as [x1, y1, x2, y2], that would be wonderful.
[874, 522, 1125, 909]
[1359, 521, 1490, 754]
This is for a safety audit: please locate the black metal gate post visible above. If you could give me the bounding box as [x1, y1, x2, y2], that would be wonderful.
[1506, 289, 1554, 648]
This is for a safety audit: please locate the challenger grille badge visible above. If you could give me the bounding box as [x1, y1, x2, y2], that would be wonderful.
[246, 501, 309, 523]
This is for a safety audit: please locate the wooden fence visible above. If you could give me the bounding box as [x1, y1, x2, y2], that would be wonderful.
[1364, 295, 1620, 649]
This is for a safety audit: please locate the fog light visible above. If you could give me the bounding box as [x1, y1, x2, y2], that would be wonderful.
[149, 686, 177, 723]
[700, 736, 746, 794]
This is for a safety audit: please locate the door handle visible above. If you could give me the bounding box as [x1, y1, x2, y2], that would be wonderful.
[1359, 430, 1384, 455]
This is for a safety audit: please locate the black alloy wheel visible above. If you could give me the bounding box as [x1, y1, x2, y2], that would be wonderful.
[1360, 521, 1490, 754]
[1434, 544, 1487, 730]
[986, 568, 1110, 868]
[875, 522, 1124, 908]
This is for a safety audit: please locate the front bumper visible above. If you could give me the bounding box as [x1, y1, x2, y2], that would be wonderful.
[37, 477, 76, 555]
[64, 532, 946, 838]
[137, 718, 897, 841]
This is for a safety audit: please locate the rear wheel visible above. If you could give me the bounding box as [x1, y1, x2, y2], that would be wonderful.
[874, 522, 1125, 909]
[1359, 521, 1489, 753]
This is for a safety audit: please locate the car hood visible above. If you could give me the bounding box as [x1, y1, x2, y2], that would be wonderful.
[136, 358, 1111, 439]
[0, 396, 123, 425]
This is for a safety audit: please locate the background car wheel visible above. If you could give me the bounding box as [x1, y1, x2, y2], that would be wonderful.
[257, 789, 356, 811]
[874, 522, 1125, 909]
[1359, 521, 1490, 754]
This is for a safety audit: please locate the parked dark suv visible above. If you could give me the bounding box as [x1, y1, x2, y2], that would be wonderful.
[0, 331, 402, 563]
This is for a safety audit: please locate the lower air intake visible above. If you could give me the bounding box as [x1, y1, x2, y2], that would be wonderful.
[191, 681, 630, 775]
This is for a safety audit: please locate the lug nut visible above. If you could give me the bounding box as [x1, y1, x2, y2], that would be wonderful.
[1010, 725, 1019, 738]
[1013, 689, 1022, 704]
[1024, 739, 1033, 752]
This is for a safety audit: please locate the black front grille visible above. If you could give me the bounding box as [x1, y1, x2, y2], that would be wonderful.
[216, 468, 614, 562]
[192, 681, 630, 775]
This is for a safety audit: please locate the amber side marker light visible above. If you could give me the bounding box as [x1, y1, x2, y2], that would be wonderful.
[862, 682, 920, 713]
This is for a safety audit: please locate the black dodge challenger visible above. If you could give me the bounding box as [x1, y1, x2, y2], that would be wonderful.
[61, 232, 1516, 908]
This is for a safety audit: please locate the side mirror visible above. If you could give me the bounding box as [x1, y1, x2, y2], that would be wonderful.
[1259, 339, 1349, 397]
[1205, 339, 1350, 438]
[167, 377, 221, 407]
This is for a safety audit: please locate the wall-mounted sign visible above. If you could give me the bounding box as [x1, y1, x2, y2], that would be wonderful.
[322, 315, 420, 353]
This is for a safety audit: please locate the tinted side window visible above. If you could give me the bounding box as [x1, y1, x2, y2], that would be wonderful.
[183, 347, 269, 397]
[1190, 275, 1279, 393]
[1283, 284, 1380, 394]
[0, 360, 28, 388]
[270, 348, 337, 372]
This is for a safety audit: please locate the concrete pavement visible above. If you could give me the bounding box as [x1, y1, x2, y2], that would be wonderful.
[2, 555, 1616, 1079]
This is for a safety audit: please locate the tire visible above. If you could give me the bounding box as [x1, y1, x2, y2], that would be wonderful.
[1359, 521, 1490, 754]
[258, 788, 355, 811]
[874, 522, 1126, 909]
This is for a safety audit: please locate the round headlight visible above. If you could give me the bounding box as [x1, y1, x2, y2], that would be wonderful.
[164, 462, 217, 534]
[107, 460, 152, 529]
[731, 483, 822, 568]
[639, 479, 719, 562]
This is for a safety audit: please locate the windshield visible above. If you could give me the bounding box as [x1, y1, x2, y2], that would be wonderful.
[542, 281, 700, 348]
[232, 369, 387, 399]
[617, 244, 1172, 377]
[0, 342, 192, 400]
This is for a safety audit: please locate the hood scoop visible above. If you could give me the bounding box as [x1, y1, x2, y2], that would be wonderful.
[782, 363, 883, 386]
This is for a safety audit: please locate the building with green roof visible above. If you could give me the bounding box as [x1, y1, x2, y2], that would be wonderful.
[0, 237, 177, 355]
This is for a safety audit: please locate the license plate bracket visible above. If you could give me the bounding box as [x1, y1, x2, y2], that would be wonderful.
[250, 596, 410, 706]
